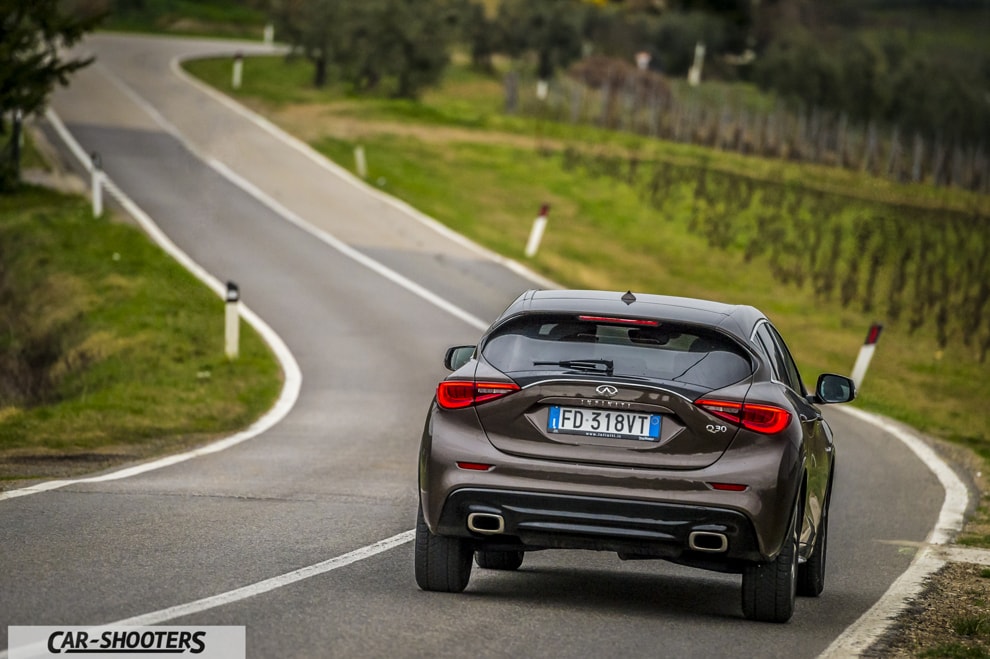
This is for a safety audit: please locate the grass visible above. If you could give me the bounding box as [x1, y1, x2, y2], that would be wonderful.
[102, 0, 267, 39]
[187, 55, 990, 215]
[955, 615, 990, 638]
[921, 645, 990, 659]
[19, 130, 49, 173]
[0, 185, 281, 483]
[184, 54, 990, 465]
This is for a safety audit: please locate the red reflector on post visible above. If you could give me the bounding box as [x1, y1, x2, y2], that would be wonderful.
[865, 323, 884, 345]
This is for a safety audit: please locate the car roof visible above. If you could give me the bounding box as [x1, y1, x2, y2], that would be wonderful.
[496, 289, 767, 341]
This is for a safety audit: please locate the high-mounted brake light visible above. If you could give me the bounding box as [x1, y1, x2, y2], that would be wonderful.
[577, 315, 660, 326]
[437, 381, 520, 409]
[696, 399, 792, 435]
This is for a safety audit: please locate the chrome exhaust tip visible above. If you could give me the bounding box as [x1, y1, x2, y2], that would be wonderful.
[467, 512, 505, 535]
[688, 531, 728, 553]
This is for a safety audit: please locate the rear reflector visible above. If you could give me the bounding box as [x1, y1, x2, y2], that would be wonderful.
[709, 482, 748, 492]
[577, 315, 660, 327]
[456, 462, 494, 471]
[437, 381, 520, 409]
[696, 399, 792, 435]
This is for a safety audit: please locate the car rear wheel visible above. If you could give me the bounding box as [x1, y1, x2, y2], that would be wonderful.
[798, 485, 831, 597]
[475, 550, 524, 571]
[741, 496, 800, 623]
[415, 502, 473, 592]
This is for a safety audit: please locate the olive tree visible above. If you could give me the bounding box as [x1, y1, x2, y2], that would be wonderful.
[271, 0, 461, 98]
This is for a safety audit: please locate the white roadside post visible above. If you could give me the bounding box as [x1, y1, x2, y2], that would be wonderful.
[850, 322, 883, 390]
[225, 281, 241, 360]
[354, 145, 367, 178]
[524, 204, 550, 258]
[263, 23, 274, 45]
[90, 151, 103, 217]
[232, 52, 244, 90]
[536, 79, 549, 101]
[688, 41, 706, 87]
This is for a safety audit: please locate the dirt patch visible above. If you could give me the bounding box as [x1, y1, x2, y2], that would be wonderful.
[868, 562, 990, 657]
[0, 432, 223, 489]
[248, 100, 543, 150]
[0, 452, 136, 485]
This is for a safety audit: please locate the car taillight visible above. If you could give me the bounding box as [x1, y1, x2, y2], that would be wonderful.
[437, 381, 520, 409]
[696, 399, 792, 435]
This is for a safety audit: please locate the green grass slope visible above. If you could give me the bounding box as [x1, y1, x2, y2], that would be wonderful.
[0, 186, 281, 483]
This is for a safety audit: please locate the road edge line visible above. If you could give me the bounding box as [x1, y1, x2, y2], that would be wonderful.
[91, 55, 492, 333]
[169, 53, 558, 291]
[0, 531, 415, 659]
[111, 530, 415, 626]
[818, 405, 969, 657]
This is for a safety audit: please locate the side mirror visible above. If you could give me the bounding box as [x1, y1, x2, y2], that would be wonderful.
[814, 373, 856, 404]
[444, 345, 476, 371]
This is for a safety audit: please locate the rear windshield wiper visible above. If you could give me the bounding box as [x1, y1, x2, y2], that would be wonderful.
[533, 359, 614, 375]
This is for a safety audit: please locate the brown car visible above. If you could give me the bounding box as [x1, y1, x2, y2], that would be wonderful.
[415, 289, 855, 622]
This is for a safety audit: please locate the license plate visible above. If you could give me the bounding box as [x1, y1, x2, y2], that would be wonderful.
[548, 406, 661, 441]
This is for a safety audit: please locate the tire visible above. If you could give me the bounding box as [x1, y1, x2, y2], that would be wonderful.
[475, 550, 524, 571]
[741, 496, 800, 623]
[798, 483, 831, 597]
[414, 502, 473, 592]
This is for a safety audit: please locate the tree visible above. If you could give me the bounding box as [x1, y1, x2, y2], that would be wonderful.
[752, 31, 842, 108]
[271, 0, 460, 98]
[338, 0, 459, 98]
[0, 0, 104, 191]
[270, 0, 342, 88]
[460, 1, 497, 73]
[496, 0, 586, 81]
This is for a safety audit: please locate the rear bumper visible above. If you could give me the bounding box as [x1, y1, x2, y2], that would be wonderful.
[436, 488, 763, 569]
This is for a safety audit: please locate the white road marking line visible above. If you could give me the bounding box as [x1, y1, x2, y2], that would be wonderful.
[98, 56, 491, 333]
[0, 532, 414, 659]
[207, 158, 489, 332]
[819, 406, 969, 658]
[113, 530, 415, 626]
[169, 52, 558, 291]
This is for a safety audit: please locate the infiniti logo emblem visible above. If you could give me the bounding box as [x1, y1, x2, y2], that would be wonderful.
[596, 385, 618, 397]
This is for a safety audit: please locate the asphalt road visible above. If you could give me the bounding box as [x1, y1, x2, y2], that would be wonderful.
[0, 33, 947, 658]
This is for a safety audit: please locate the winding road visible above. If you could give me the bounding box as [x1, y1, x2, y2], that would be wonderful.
[0, 33, 960, 658]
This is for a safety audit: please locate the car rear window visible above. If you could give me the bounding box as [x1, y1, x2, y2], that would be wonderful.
[481, 314, 753, 389]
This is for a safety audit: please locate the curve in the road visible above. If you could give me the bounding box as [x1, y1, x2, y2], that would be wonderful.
[820, 406, 968, 656]
[1, 35, 970, 658]
[0, 107, 303, 504]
